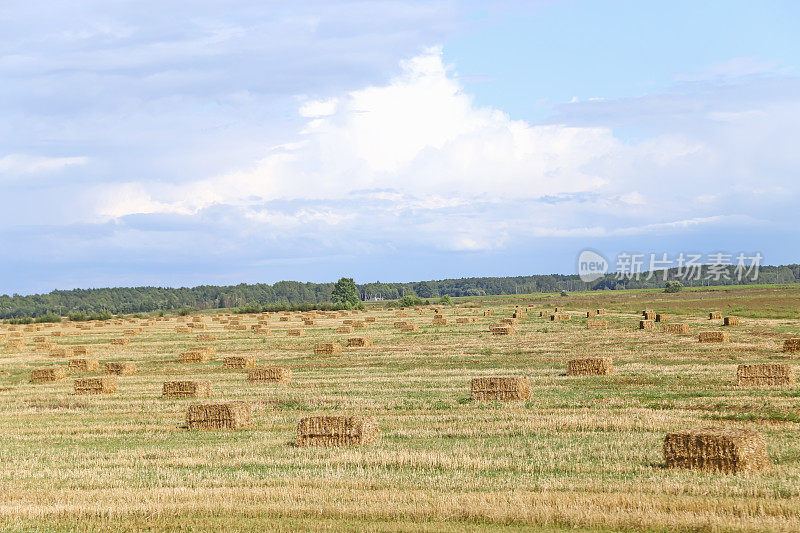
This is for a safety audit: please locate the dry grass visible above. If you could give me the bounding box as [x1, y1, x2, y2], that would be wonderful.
[2, 287, 800, 531]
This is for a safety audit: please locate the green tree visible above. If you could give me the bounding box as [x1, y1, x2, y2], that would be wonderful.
[664, 281, 683, 293]
[331, 277, 360, 307]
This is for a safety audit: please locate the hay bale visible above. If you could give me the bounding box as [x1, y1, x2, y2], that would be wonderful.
[247, 366, 291, 383]
[596, 309, 606, 315]
[74, 376, 117, 394]
[303, 319, 316, 326]
[643, 311, 656, 321]
[567, 357, 613, 375]
[48, 348, 68, 358]
[709, 311, 722, 319]
[470, 376, 531, 401]
[663, 427, 770, 473]
[35, 342, 57, 352]
[586, 311, 596, 318]
[196, 334, 217, 342]
[162, 380, 212, 399]
[642, 309, 654, 317]
[347, 337, 373, 347]
[110, 338, 130, 346]
[365, 317, 377, 323]
[639, 320, 654, 330]
[783, 338, 800, 353]
[655, 314, 669, 322]
[104, 362, 137, 375]
[586, 320, 607, 329]
[483, 310, 494, 316]
[699, 331, 729, 343]
[456, 317, 477, 323]
[554, 307, 563, 312]
[489, 325, 515, 335]
[175, 326, 190, 333]
[279, 316, 290, 322]
[180, 347, 214, 363]
[499, 318, 518, 326]
[724, 316, 740, 326]
[432, 317, 448, 325]
[223, 356, 255, 369]
[393, 321, 411, 329]
[737, 364, 795, 387]
[550, 314, 570, 321]
[512, 311, 527, 319]
[399, 323, 419, 332]
[70, 346, 93, 357]
[30, 366, 67, 383]
[5, 339, 25, 350]
[287, 328, 304, 337]
[68, 357, 100, 371]
[663, 323, 690, 334]
[314, 343, 343, 355]
[337, 326, 354, 334]
[122, 329, 140, 336]
[186, 402, 252, 430]
[32, 336, 46, 343]
[296, 415, 378, 446]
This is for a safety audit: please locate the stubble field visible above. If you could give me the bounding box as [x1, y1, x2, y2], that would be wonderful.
[1, 285, 799, 532]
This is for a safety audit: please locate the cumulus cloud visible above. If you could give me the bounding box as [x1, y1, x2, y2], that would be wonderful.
[96, 47, 701, 225]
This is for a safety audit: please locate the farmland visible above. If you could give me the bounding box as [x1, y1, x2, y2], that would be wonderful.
[1, 285, 799, 532]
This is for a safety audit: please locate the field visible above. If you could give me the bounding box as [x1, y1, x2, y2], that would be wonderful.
[1, 285, 800, 532]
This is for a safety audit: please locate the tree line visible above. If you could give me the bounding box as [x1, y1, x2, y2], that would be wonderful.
[1, 264, 798, 319]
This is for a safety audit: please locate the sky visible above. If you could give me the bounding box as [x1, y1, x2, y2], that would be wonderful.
[1, 0, 799, 295]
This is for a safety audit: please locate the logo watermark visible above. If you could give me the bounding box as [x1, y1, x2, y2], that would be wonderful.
[577, 250, 763, 282]
[577, 249, 609, 282]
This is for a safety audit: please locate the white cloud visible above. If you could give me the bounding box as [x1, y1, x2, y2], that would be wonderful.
[97, 47, 701, 221]
[0, 153, 88, 177]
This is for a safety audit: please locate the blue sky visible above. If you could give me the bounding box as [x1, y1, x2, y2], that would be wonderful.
[1, 1, 799, 294]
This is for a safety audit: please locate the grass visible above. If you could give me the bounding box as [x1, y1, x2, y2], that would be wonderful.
[0, 288, 799, 531]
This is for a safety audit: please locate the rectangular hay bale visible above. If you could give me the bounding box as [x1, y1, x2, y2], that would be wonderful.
[724, 316, 740, 326]
[104, 361, 137, 375]
[74, 376, 117, 394]
[314, 343, 343, 355]
[784, 338, 800, 353]
[296, 415, 378, 446]
[30, 366, 67, 383]
[737, 364, 795, 387]
[223, 356, 255, 369]
[699, 331, 729, 343]
[489, 325, 515, 335]
[247, 366, 292, 383]
[663, 427, 770, 473]
[567, 357, 613, 376]
[68, 357, 100, 371]
[470, 376, 531, 401]
[663, 323, 690, 334]
[162, 380, 212, 399]
[186, 402, 252, 430]
[347, 337, 373, 347]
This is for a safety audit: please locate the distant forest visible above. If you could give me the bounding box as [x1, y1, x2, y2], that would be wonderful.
[2, 264, 799, 318]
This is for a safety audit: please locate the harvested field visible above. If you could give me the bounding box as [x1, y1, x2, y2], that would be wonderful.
[4, 286, 800, 531]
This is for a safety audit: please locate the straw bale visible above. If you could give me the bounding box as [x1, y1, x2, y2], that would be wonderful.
[247, 367, 291, 383]
[567, 357, 613, 376]
[104, 361, 137, 375]
[347, 337, 373, 347]
[699, 331, 729, 343]
[186, 402, 252, 430]
[30, 366, 67, 383]
[470, 376, 531, 401]
[162, 380, 212, 399]
[74, 376, 117, 394]
[737, 364, 794, 387]
[663, 427, 770, 473]
[68, 357, 100, 371]
[223, 356, 255, 369]
[296, 415, 378, 446]
[314, 343, 343, 355]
